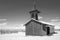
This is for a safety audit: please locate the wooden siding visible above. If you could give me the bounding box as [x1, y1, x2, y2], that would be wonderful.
[49, 26, 54, 33]
[26, 21, 47, 36]
[26, 21, 33, 35]
[46, 25, 54, 33]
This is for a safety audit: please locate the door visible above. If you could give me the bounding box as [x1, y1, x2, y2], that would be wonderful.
[47, 27, 50, 35]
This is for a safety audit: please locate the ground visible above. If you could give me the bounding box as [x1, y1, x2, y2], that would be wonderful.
[0, 31, 60, 40]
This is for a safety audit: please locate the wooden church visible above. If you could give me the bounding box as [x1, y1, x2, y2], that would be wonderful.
[25, 0, 55, 36]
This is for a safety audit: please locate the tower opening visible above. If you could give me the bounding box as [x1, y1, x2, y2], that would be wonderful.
[29, 0, 40, 20]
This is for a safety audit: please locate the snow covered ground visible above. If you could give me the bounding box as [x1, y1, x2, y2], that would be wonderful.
[0, 31, 60, 40]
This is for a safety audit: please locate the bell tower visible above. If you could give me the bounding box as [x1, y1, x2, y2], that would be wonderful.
[29, 0, 40, 20]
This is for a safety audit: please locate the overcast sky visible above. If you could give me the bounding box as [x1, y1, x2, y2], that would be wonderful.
[0, 0, 60, 28]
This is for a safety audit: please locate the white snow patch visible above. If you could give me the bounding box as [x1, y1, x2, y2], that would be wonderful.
[0, 31, 60, 40]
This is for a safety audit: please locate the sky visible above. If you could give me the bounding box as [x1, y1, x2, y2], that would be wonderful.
[0, 0, 60, 28]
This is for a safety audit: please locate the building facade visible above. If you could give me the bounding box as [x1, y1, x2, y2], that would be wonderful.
[25, 0, 54, 36]
[25, 19, 54, 36]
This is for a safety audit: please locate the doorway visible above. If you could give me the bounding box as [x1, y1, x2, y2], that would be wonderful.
[47, 27, 50, 35]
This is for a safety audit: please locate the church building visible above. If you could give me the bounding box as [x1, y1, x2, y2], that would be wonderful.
[25, 0, 55, 36]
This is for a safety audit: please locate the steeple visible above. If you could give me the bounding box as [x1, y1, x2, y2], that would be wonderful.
[33, 0, 37, 10]
[29, 0, 40, 20]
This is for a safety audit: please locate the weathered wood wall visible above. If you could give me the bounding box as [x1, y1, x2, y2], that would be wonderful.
[26, 21, 47, 36]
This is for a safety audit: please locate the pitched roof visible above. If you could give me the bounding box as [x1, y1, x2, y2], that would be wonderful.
[24, 18, 54, 26]
[25, 19, 43, 26]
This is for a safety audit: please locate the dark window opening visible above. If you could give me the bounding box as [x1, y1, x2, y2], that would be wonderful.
[35, 14, 38, 20]
[31, 14, 34, 18]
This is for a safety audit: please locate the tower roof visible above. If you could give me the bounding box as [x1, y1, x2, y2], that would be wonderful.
[29, 0, 40, 13]
[29, 9, 40, 13]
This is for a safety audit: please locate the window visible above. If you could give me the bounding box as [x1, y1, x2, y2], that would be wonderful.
[31, 14, 34, 18]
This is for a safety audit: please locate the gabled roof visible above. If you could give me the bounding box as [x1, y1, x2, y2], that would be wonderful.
[25, 19, 43, 26]
[24, 18, 54, 26]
